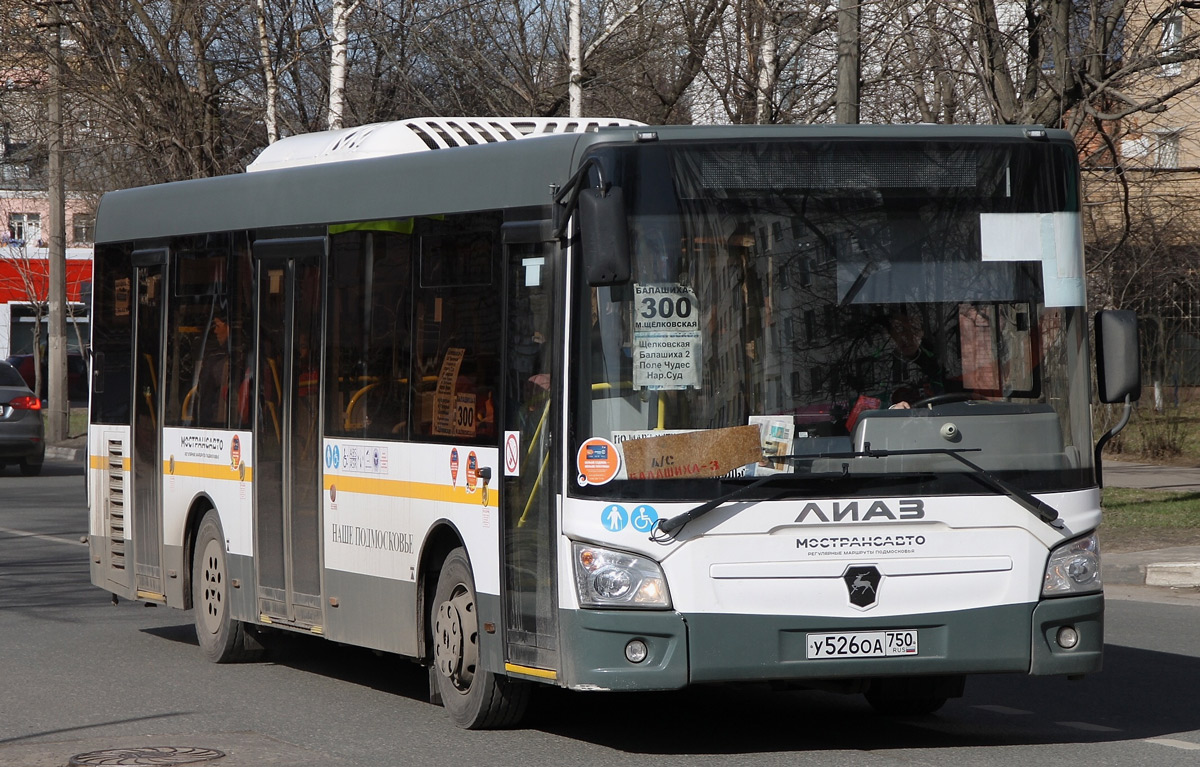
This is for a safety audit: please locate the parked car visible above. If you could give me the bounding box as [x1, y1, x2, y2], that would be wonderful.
[0, 360, 45, 476]
[5, 352, 88, 403]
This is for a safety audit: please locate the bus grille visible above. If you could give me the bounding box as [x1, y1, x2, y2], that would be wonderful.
[106, 439, 126, 571]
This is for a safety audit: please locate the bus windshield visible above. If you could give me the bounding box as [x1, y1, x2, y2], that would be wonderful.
[572, 138, 1094, 500]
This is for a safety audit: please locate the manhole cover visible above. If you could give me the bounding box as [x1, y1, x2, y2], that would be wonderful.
[69, 746, 226, 766]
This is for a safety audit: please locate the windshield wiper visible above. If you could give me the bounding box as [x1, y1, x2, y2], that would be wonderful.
[816, 446, 1063, 530]
[650, 446, 1062, 542]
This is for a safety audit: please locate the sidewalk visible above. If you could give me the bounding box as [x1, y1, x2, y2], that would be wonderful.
[1102, 459, 1200, 589]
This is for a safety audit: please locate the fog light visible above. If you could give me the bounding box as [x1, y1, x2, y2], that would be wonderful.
[625, 639, 648, 663]
[1057, 625, 1079, 649]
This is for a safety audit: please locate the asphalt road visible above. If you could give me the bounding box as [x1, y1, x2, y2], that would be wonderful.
[3, 460, 1200, 767]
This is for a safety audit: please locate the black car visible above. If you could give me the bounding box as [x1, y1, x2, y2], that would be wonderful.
[0, 360, 45, 476]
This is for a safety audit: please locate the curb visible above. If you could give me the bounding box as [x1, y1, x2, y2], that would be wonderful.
[1145, 562, 1200, 588]
[45, 445, 83, 462]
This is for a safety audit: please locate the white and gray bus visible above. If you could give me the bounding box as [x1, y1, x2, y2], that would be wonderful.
[88, 119, 1140, 728]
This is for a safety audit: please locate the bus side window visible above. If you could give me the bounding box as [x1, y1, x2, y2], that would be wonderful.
[165, 237, 232, 429]
[412, 213, 502, 444]
[325, 228, 412, 440]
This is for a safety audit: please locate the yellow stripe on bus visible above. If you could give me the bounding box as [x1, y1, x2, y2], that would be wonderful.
[504, 663, 558, 681]
[89, 455, 132, 472]
[160, 460, 254, 483]
[324, 473, 486, 504]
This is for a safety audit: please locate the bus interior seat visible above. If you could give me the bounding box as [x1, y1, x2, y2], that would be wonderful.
[345, 382, 381, 430]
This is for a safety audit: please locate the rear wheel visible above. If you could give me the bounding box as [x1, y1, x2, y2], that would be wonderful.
[431, 547, 529, 728]
[18, 459, 42, 476]
[865, 675, 964, 715]
[192, 510, 262, 663]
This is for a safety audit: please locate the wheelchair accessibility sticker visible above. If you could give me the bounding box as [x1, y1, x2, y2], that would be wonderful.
[600, 504, 658, 534]
[631, 505, 658, 533]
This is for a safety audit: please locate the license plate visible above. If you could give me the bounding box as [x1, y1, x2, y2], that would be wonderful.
[806, 630, 919, 659]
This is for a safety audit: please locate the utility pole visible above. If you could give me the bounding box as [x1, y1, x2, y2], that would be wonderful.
[835, 0, 859, 124]
[46, 0, 67, 442]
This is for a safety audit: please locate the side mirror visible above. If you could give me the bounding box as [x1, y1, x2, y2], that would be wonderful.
[1095, 309, 1141, 404]
[579, 186, 630, 286]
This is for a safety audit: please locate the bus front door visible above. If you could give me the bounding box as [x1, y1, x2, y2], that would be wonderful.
[130, 258, 165, 601]
[501, 242, 560, 676]
[253, 242, 324, 629]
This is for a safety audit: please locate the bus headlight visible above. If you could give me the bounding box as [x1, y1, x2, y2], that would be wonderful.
[1042, 531, 1102, 596]
[573, 543, 671, 609]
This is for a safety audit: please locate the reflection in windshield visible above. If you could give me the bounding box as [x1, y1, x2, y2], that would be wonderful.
[574, 140, 1093, 498]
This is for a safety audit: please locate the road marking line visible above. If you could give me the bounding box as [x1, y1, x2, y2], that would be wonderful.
[1057, 721, 1121, 732]
[973, 705, 1033, 715]
[1146, 738, 1200, 751]
[0, 525, 87, 547]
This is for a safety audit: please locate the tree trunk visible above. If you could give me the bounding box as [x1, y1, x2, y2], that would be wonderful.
[256, 0, 279, 143]
[328, 0, 360, 130]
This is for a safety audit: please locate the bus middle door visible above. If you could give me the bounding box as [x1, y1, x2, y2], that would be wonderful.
[252, 237, 325, 629]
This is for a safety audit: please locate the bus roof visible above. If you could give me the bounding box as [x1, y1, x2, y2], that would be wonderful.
[95, 122, 1071, 245]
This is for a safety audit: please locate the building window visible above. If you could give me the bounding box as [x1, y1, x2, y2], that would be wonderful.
[1162, 16, 1183, 76]
[72, 215, 95, 244]
[1155, 130, 1181, 168]
[1121, 129, 1182, 169]
[7, 212, 40, 244]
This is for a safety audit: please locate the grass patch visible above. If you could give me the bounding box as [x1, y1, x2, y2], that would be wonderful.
[69, 407, 87, 439]
[1097, 396, 1200, 464]
[1102, 487, 1200, 528]
[1100, 487, 1200, 552]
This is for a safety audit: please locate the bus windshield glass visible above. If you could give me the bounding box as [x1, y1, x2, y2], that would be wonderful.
[572, 138, 1093, 500]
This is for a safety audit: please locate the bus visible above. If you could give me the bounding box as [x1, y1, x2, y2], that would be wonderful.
[88, 118, 1141, 729]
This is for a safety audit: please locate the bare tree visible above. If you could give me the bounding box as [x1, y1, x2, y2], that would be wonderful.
[64, 0, 264, 183]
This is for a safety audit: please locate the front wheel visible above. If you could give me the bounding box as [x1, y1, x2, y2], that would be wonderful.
[431, 547, 529, 728]
[192, 510, 262, 663]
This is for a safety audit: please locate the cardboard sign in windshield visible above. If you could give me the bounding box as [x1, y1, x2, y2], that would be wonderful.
[621, 425, 762, 480]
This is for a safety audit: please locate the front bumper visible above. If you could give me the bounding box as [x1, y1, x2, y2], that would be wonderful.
[556, 593, 1103, 690]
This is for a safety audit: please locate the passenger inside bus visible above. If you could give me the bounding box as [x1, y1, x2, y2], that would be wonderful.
[196, 315, 230, 427]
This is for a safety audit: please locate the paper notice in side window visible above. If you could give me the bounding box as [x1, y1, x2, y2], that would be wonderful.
[621, 425, 762, 480]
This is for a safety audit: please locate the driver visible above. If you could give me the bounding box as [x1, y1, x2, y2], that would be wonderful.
[884, 310, 947, 408]
[846, 307, 959, 430]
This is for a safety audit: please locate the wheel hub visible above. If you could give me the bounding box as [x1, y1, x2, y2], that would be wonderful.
[433, 587, 477, 691]
[198, 538, 225, 635]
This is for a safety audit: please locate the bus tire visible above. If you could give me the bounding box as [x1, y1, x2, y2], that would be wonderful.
[431, 547, 529, 729]
[192, 509, 262, 663]
[864, 675, 963, 716]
